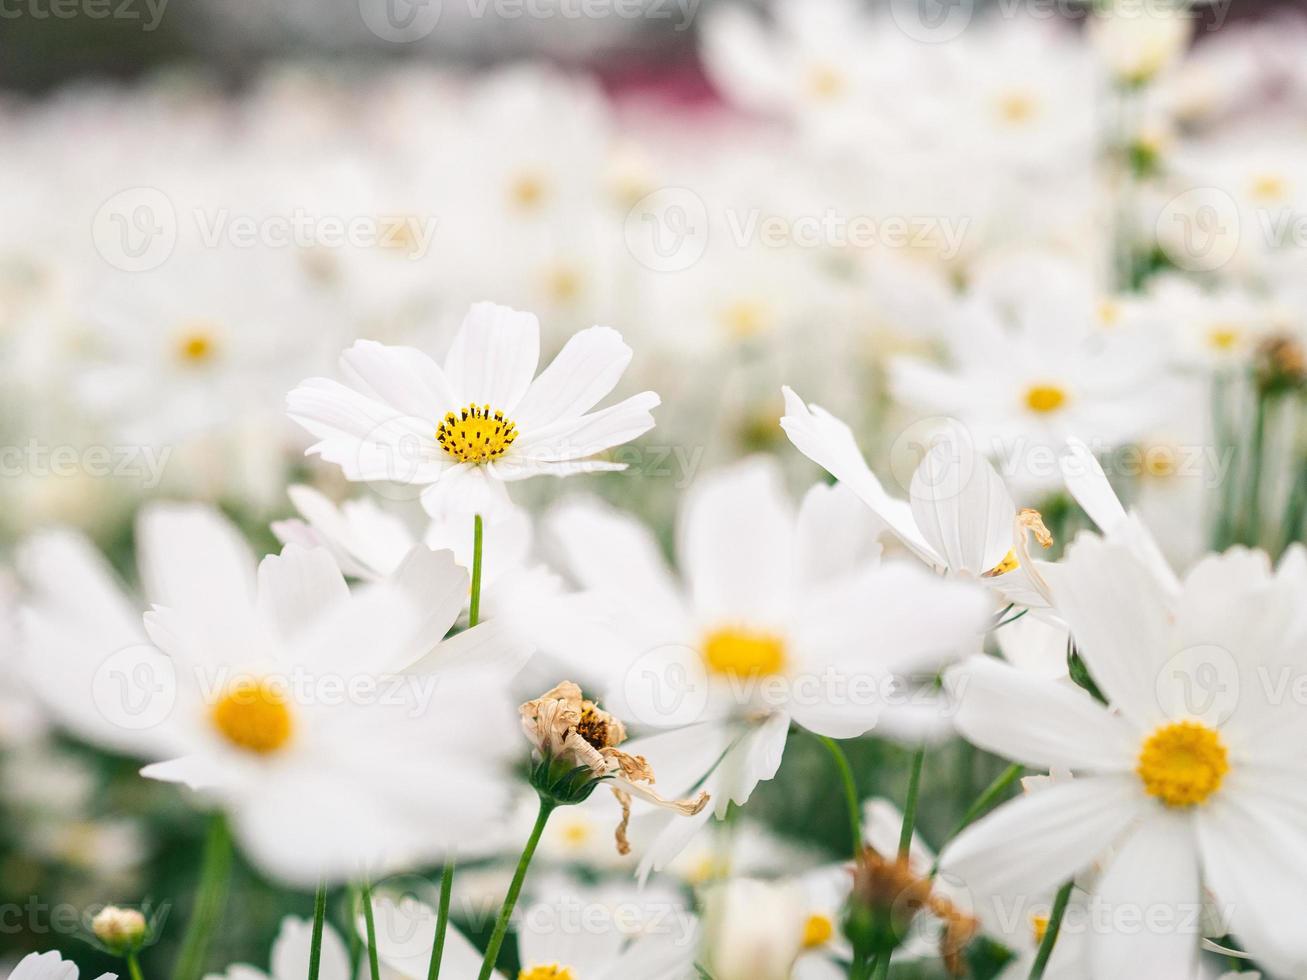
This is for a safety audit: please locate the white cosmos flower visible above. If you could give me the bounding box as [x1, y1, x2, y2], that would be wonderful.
[701, 877, 807, 980]
[204, 916, 351, 980]
[547, 458, 991, 873]
[780, 389, 1049, 609]
[20, 504, 530, 886]
[286, 302, 660, 519]
[938, 539, 1307, 977]
[6, 952, 113, 980]
[362, 883, 700, 980]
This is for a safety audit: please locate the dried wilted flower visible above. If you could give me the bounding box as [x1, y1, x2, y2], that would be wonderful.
[520, 682, 709, 853]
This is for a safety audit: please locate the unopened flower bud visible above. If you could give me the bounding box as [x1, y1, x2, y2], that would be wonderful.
[92, 906, 147, 952]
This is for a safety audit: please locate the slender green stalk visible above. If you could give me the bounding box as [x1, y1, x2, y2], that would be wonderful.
[1028, 881, 1074, 979]
[172, 813, 232, 980]
[897, 747, 926, 858]
[426, 860, 455, 980]
[477, 799, 555, 980]
[468, 513, 484, 627]
[126, 953, 144, 980]
[1243, 391, 1272, 546]
[816, 735, 863, 858]
[360, 882, 381, 980]
[308, 880, 328, 980]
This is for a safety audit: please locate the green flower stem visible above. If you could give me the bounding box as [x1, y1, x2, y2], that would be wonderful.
[126, 953, 144, 980]
[931, 763, 1024, 877]
[477, 798, 555, 980]
[426, 859, 455, 980]
[1028, 880, 1073, 979]
[1243, 390, 1271, 546]
[898, 746, 926, 858]
[308, 880, 328, 980]
[172, 813, 232, 980]
[816, 735, 863, 859]
[468, 513, 484, 628]
[360, 882, 381, 980]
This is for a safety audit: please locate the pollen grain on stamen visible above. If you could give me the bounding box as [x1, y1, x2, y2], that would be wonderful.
[436, 403, 519, 463]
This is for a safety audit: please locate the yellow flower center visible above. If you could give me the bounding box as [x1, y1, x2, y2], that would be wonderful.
[702, 627, 787, 679]
[510, 173, 548, 211]
[1206, 325, 1241, 351]
[436, 404, 519, 463]
[806, 65, 845, 99]
[721, 300, 769, 339]
[176, 325, 219, 365]
[557, 819, 592, 848]
[1142, 446, 1178, 479]
[1024, 384, 1067, 414]
[1031, 913, 1049, 945]
[519, 967, 575, 980]
[545, 264, 583, 304]
[983, 549, 1020, 577]
[996, 92, 1037, 124]
[1097, 298, 1121, 328]
[802, 913, 834, 948]
[210, 679, 293, 755]
[1250, 173, 1287, 202]
[687, 853, 731, 884]
[1136, 719, 1229, 807]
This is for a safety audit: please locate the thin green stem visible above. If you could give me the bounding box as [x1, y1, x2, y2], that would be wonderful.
[1028, 881, 1074, 980]
[126, 953, 144, 980]
[360, 882, 381, 980]
[308, 880, 328, 980]
[468, 513, 484, 628]
[1244, 390, 1272, 546]
[426, 859, 455, 980]
[898, 746, 926, 858]
[931, 763, 1023, 876]
[816, 735, 863, 858]
[477, 799, 555, 980]
[172, 813, 232, 980]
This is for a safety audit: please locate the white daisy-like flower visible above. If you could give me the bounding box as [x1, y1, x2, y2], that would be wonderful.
[5, 952, 113, 980]
[19, 504, 531, 886]
[939, 539, 1307, 977]
[547, 458, 991, 874]
[780, 389, 1050, 609]
[205, 915, 351, 980]
[286, 302, 660, 518]
[700, 877, 808, 980]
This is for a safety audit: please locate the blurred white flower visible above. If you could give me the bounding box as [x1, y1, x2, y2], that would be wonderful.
[206, 915, 351, 980]
[5, 951, 113, 980]
[700, 877, 807, 980]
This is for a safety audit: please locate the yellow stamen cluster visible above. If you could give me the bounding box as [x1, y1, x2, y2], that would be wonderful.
[806, 65, 845, 99]
[802, 913, 835, 948]
[1024, 384, 1067, 414]
[721, 300, 769, 339]
[702, 627, 787, 679]
[436, 404, 518, 463]
[1250, 173, 1287, 202]
[1137, 719, 1229, 807]
[518, 967, 575, 980]
[176, 326, 218, 365]
[510, 173, 548, 211]
[984, 549, 1020, 577]
[1031, 913, 1049, 945]
[210, 679, 293, 755]
[997, 92, 1037, 124]
[1206, 325, 1241, 352]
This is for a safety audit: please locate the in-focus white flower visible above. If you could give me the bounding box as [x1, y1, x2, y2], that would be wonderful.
[939, 540, 1307, 977]
[287, 302, 659, 518]
[206, 915, 351, 980]
[548, 458, 991, 872]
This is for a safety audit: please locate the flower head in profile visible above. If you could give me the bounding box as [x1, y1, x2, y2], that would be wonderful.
[286, 302, 659, 518]
[520, 681, 709, 851]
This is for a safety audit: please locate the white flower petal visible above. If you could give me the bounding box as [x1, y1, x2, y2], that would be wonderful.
[510, 391, 659, 462]
[255, 544, 350, 647]
[339, 340, 458, 423]
[1089, 812, 1200, 980]
[271, 916, 352, 980]
[443, 302, 540, 411]
[511, 325, 634, 431]
[944, 656, 1138, 773]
